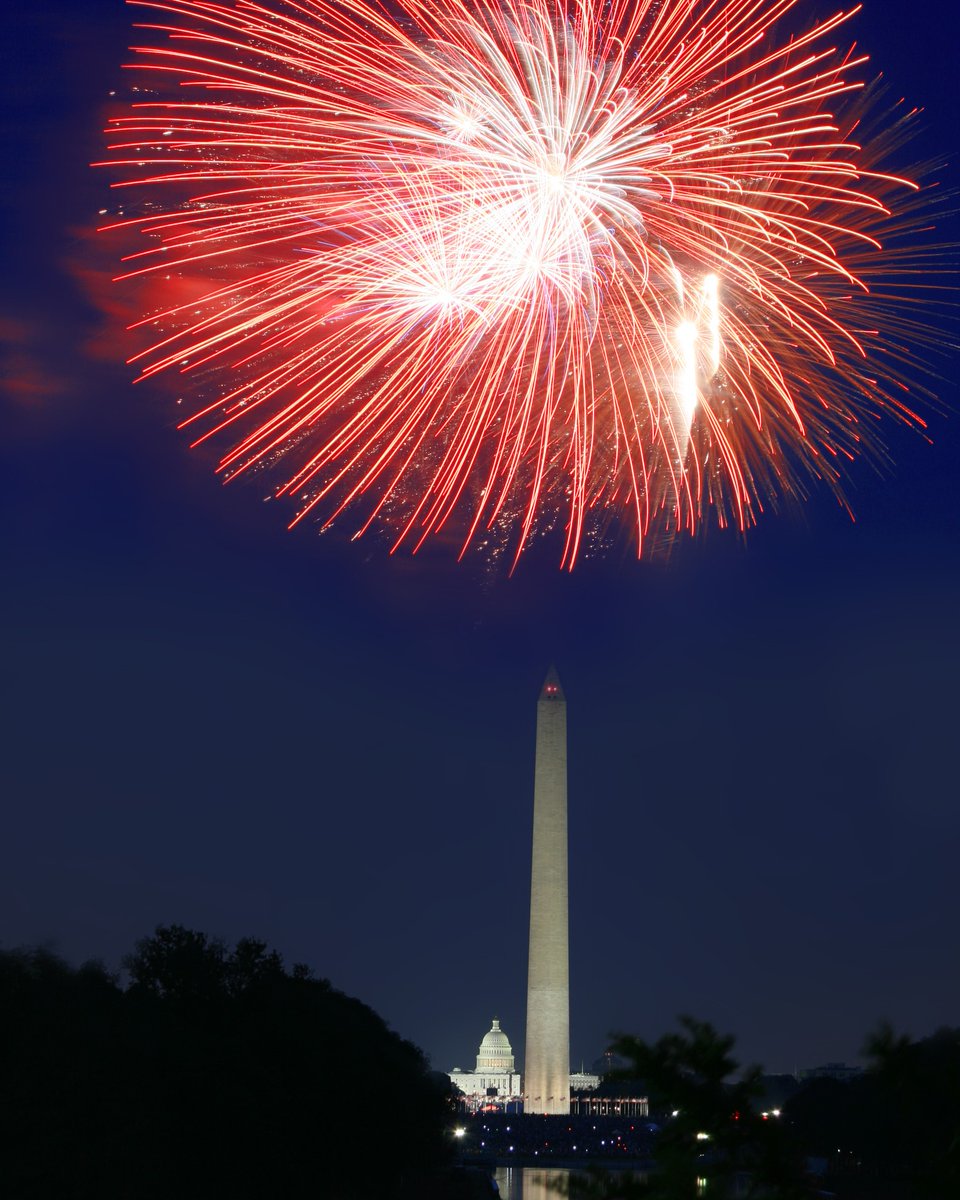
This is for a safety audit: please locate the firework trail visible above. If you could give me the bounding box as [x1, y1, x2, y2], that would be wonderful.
[100, 0, 936, 566]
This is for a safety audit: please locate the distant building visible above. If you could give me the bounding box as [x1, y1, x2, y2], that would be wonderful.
[592, 1050, 632, 1077]
[447, 1019, 600, 1110]
[796, 1062, 864, 1084]
[449, 1019, 522, 1109]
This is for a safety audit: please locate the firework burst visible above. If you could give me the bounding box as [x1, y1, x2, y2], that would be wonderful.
[100, 0, 938, 565]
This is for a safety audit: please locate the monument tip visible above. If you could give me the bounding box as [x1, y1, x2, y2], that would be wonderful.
[540, 666, 564, 701]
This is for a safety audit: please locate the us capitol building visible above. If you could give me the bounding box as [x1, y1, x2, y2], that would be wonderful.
[449, 1018, 598, 1111]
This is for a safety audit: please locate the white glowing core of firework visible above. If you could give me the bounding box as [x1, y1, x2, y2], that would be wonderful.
[362, 14, 668, 323]
[676, 320, 700, 431]
[673, 274, 723, 442]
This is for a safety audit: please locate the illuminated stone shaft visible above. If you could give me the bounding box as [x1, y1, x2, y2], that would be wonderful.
[523, 667, 570, 1115]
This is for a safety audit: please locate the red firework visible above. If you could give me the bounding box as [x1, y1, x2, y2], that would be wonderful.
[99, 0, 939, 566]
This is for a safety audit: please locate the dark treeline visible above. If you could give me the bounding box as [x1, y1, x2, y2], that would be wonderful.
[787, 1024, 960, 1196]
[6, 933, 959, 1199]
[563, 1018, 960, 1199]
[1, 926, 456, 1199]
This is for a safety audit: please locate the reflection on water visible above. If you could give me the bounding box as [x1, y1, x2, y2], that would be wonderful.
[493, 1165, 649, 1199]
[494, 1166, 570, 1200]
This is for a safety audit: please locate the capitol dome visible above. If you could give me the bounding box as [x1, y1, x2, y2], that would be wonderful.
[475, 1018, 516, 1072]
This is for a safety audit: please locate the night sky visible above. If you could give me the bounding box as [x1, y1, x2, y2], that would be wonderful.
[4, 0, 959, 1080]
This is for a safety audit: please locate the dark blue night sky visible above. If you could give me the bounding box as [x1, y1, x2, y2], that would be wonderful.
[3, 0, 959, 1079]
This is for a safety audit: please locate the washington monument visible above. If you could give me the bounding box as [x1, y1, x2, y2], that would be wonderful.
[523, 667, 570, 1115]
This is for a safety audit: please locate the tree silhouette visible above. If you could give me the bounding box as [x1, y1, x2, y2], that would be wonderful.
[786, 1024, 960, 1196]
[1, 927, 457, 1199]
[565, 1017, 811, 1200]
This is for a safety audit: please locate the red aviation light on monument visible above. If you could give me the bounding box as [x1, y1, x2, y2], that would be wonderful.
[540, 667, 564, 702]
